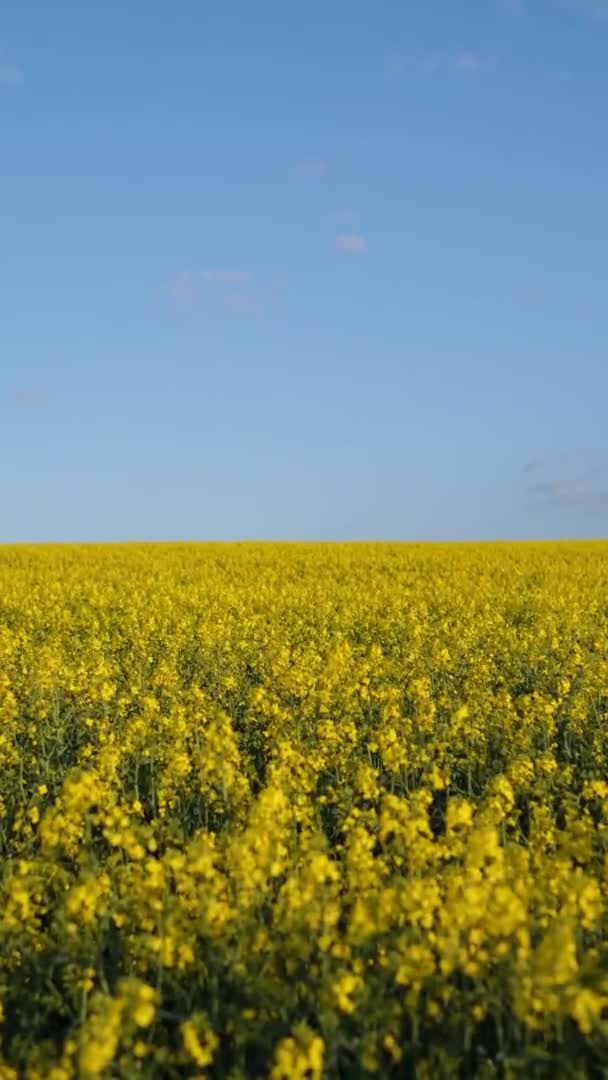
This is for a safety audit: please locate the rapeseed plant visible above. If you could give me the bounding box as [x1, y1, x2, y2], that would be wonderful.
[0, 541, 607, 1075]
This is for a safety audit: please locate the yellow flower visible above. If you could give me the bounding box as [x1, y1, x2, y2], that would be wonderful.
[570, 987, 607, 1035]
[447, 798, 474, 831]
[271, 1028, 324, 1080]
[181, 1015, 219, 1069]
[332, 972, 362, 1014]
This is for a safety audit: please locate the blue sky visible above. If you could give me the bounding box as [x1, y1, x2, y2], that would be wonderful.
[1, 0, 607, 542]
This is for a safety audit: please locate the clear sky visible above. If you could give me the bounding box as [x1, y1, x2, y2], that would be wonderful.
[1, 0, 607, 542]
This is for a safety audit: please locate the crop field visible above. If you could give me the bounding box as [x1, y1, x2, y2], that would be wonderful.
[1, 542, 608, 1078]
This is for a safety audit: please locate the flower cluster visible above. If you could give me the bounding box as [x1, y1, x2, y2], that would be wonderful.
[0, 540, 607, 1076]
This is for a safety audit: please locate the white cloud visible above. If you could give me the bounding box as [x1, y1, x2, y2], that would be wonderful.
[451, 50, 494, 73]
[390, 49, 495, 78]
[0, 62, 23, 86]
[497, 0, 526, 13]
[13, 389, 49, 408]
[199, 270, 253, 284]
[530, 479, 608, 515]
[503, 0, 608, 19]
[562, 0, 608, 19]
[384, 51, 405, 81]
[335, 234, 368, 254]
[523, 449, 608, 517]
[292, 159, 327, 179]
[411, 50, 446, 76]
[523, 456, 545, 475]
[163, 269, 258, 319]
[1, 389, 50, 411]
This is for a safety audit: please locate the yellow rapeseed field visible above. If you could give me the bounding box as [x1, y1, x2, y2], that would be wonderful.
[1, 541, 608, 1078]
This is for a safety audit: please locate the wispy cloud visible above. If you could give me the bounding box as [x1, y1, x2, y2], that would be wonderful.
[384, 51, 406, 81]
[198, 270, 253, 285]
[523, 449, 608, 517]
[163, 269, 259, 319]
[292, 159, 327, 180]
[451, 50, 495, 73]
[523, 456, 546, 476]
[335, 233, 368, 254]
[530, 479, 608, 514]
[0, 62, 23, 87]
[1, 389, 50, 411]
[496, 0, 526, 13]
[501, 0, 608, 20]
[561, 0, 608, 20]
[526, 278, 547, 300]
[386, 48, 495, 80]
